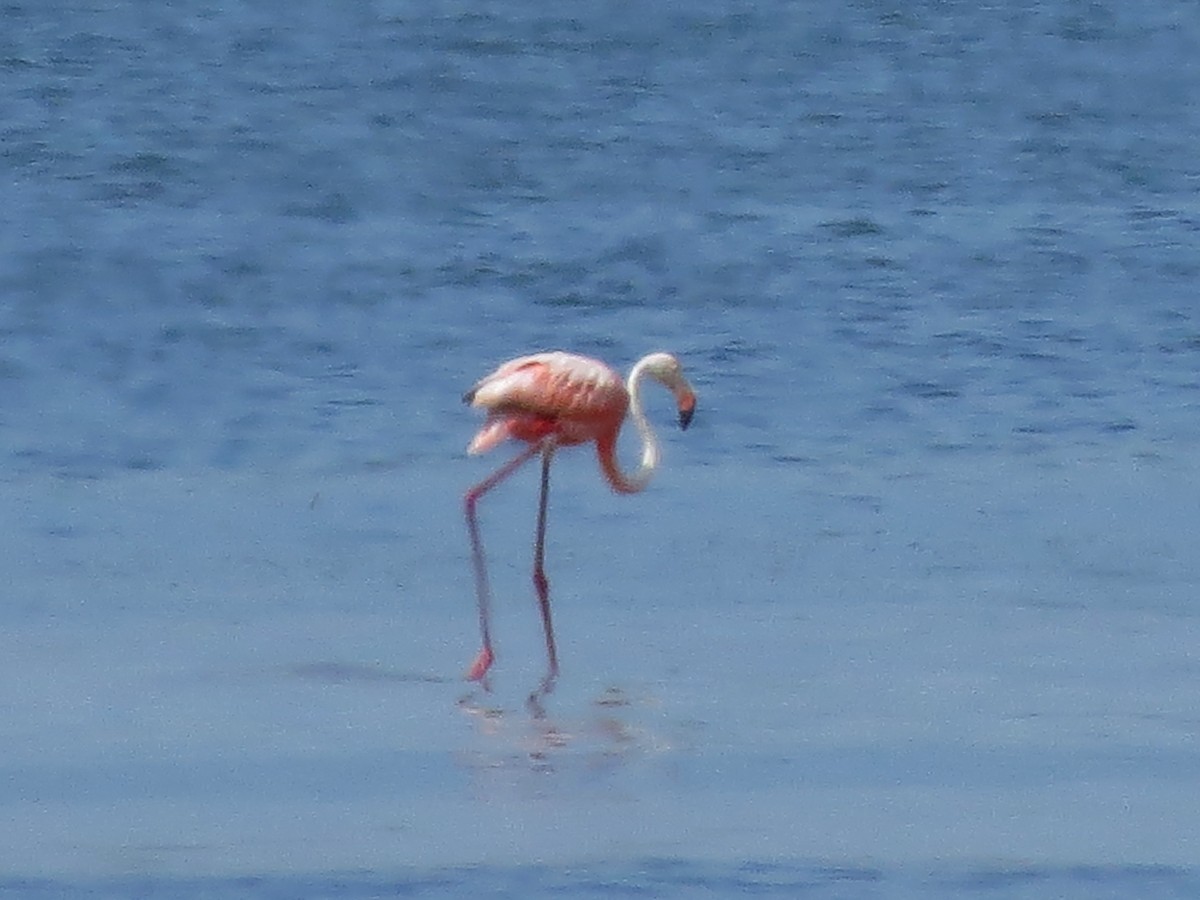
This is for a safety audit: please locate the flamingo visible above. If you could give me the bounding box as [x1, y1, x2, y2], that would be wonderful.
[462, 350, 697, 685]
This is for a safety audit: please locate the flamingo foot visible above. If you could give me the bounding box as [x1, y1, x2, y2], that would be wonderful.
[465, 646, 494, 682]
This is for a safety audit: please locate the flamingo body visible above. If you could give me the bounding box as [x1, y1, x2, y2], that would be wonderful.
[465, 352, 628, 455]
[462, 350, 696, 686]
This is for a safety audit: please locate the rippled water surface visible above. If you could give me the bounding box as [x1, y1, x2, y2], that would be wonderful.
[3, 1, 1199, 896]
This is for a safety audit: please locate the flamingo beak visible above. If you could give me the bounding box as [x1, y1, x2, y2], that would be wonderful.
[677, 390, 696, 430]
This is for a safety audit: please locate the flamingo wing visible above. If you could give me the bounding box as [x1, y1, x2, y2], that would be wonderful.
[466, 352, 626, 423]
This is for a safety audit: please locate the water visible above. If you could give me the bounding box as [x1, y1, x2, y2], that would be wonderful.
[3, 1, 1200, 896]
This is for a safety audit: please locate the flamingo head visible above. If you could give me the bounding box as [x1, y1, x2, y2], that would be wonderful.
[640, 352, 696, 430]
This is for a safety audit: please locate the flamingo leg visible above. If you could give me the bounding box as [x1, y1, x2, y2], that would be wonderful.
[533, 446, 559, 687]
[463, 441, 543, 682]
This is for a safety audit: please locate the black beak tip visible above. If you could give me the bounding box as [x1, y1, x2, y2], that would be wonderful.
[679, 407, 694, 430]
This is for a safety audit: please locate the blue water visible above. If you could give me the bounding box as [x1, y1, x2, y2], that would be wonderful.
[4, 1, 1200, 896]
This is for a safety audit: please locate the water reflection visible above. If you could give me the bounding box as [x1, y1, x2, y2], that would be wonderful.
[457, 683, 676, 777]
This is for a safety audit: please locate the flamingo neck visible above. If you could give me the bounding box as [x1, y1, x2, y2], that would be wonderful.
[598, 357, 660, 495]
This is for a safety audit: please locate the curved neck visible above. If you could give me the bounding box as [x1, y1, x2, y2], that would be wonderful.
[597, 358, 661, 494]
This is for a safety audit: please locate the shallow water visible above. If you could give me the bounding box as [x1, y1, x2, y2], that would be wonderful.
[5, 461, 1200, 888]
[3, 0, 1200, 895]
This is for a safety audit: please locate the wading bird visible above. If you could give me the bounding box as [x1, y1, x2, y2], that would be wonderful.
[462, 350, 697, 685]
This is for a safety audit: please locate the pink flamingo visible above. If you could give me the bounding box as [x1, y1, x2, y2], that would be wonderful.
[462, 350, 697, 685]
